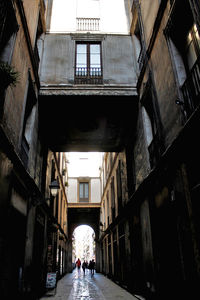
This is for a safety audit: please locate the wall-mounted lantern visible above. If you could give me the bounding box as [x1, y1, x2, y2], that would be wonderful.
[49, 179, 60, 197]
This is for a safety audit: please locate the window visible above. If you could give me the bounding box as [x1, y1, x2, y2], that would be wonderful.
[34, 14, 43, 70]
[20, 75, 37, 168]
[111, 177, 115, 221]
[186, 24, 200, 70]
[131, 2, 147, 73]
[181, 23, 200, 116]
[141, 79, 163, 169]
[164, 0, 200, 118]
[0, 0, 18, 55]
[75, 42, 102, 84]
[116, 160, 122, 213]
[106, 192, 110, 226]
[79, 182, 89, 202]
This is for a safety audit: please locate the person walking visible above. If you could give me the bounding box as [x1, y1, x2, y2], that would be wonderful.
[82, 260, 87, 275]
[76, 258, 81, 270]
[89, 259, 95, 276]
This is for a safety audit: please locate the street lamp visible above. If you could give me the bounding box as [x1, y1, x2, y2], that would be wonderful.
[99, 222, 106, 233]
[49, 179, 60, 197]
[32, 179, 60, 206]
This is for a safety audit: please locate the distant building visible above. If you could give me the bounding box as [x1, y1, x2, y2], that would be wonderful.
[67, 153, 101, 205]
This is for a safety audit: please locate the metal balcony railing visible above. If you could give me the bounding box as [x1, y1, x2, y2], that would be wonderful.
[76, 18, 100, 31]
[75, 67, 103, 84]
[181, 57, 200, 118]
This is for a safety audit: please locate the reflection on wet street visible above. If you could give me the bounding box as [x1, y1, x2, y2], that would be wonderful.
[69, 269, 105, 299]
[40, 268, 141, 300]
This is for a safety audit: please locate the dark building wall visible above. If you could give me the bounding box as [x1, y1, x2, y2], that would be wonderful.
[127, 0, 200, 298]
[99, 1, 200, 299]
[0, 1, 51, 299]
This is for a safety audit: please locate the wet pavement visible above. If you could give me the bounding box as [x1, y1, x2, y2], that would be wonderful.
[40, 268, 143, 300]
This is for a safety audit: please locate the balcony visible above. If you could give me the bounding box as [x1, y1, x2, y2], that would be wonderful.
[75, 67, 103, 84]
[76, 18, 100, 32]
[181, 57, 200, 118]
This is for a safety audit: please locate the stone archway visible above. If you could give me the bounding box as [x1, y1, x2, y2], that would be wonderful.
[67, 207, 101, 272]
[72, 225, 95, 267]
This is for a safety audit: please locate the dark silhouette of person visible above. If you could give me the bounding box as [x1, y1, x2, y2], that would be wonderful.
[89, 259, 95, 276]
[82, 260, 87, 275]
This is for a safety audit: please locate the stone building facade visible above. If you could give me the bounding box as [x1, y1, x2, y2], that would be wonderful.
[99, 0, 200, 299]
[0, 1, 68, 299]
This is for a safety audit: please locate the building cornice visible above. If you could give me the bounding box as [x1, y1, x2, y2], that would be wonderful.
[39, 84, 138, 97]
[68, 203, 101, 208]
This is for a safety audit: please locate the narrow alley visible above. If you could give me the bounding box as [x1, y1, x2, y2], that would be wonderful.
[40, 268, 142, 300]
[1, 0, 200, 299]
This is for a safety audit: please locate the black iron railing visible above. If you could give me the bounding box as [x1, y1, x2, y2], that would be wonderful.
[181, 57, 200, 118]
[75, 67, 103, 84]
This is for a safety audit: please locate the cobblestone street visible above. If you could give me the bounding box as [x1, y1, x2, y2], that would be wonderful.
[40, 269, 143, 300]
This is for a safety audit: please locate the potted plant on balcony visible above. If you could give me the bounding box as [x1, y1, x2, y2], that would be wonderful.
[0, 61, 19, 91]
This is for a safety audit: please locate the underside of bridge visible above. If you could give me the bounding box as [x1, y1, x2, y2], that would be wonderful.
[39, 94, 138, 152]
[39, 93, 138, 273]
[67, 206, 100, 239]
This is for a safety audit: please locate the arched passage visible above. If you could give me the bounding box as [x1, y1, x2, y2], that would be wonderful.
[72, 225, 95, 269]
[67, 207, 101, 272]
